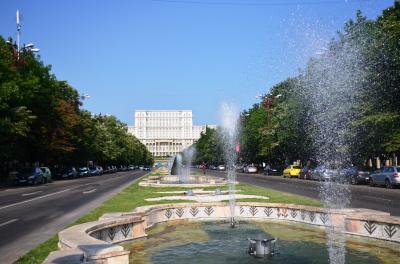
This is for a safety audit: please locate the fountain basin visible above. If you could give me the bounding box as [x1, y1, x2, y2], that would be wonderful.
[139, 175, 234, 187]
[125, 221, 399, 264]
[44, 202, 400, 264]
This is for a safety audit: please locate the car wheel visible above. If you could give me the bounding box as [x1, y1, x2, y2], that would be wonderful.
[369, 179, 375, 187]
[351, 177, 357, 185]
[385, 179, 393, 189]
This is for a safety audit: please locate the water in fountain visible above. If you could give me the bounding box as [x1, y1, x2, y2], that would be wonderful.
[176, 153, 184, 182]
[183, 147, 196, 183]
[219, 101, 240, 226]
[299, 26, 367, 264]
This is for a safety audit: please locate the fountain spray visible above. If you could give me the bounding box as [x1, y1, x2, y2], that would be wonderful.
[220, 102, 240, 228]
[299, 28, 367, 264]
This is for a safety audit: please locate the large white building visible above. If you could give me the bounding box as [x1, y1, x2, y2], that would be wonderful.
[128, 110, 216, 158]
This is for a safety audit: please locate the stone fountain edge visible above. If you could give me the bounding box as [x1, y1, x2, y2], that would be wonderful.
[44, 202, 400, 264]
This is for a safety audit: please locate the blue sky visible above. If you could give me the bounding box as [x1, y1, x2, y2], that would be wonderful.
[0, 0, 394, 125]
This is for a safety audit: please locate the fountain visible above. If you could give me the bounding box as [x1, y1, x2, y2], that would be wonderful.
[298, 27, 368, 264]
[220, 101, 240, 228]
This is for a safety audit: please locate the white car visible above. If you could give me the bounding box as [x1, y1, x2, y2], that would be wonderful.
[217, 165, 226, 171]
[246, 165, 258, 173]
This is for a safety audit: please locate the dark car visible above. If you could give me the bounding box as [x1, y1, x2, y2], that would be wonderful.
[143, 166, 151, 171]
[78, 167, 90, 177]
[235, 165, 244, 172]
[341, 166, 371, 185]
[58, 167, 78, 179]
[263, 166, 281, 176]
[118, 165, 127, 172]
[209, 165, 217, 170]
[15, 167, 44, 185]
[299, 166, 313, 180]
[89, 166, 100, 176]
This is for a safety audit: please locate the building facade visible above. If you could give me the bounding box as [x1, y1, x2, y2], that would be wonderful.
[128, 110, 216, 158]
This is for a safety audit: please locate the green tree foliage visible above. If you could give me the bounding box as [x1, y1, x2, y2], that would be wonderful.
[193, 127, 224, 165]
[0, 36, 152, 183]
[240, 105, 267, 164]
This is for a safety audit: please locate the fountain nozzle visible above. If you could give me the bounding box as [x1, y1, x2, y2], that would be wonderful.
[230, 217, 236, 228]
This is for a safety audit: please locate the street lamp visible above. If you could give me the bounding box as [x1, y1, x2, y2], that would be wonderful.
[80, 93, 91, 100]
[8, 10, 40, 63]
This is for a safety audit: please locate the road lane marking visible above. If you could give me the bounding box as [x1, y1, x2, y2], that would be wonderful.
[362, 195, 392, 202]
[0, 189, 71, 211]
[22, 191, 43, 196]
[0, 218, 18, 228]
[83, 189, 97, 194]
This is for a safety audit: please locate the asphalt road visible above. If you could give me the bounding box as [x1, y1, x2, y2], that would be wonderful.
[202, 169, 400, 216]
[0, 170, 147, 264]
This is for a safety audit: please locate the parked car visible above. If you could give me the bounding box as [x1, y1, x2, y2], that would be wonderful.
[369, 166, 400, 189]
[244, 165, 258, 173]
[97, 166, 104, 175]
[105, 165, 117, 174]
[89, 166, 100, 176]
[15, 167, 43, 185]
[217, 165, 226, 171]
[143, 166, 151, 171]
[263, 166, 281, 176]
[117, 165, 125, 172]
[235, 164, 244, 172]
[40, 167, 52, 183]
[341, 166, 370, 185]
[128, 165, 135, 170]
[283, 165, 301, 178]
[311, 166, 340, 181]
[209, 165, 217, 170]
[58, 167, 78, 179]
[78, 167, 90, 177]
[299, 166, 313, 180]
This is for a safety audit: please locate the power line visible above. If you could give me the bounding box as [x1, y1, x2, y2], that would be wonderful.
[152, 0, 371, 7]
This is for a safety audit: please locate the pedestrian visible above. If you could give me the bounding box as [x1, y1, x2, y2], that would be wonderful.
[202, 162, 206, 175]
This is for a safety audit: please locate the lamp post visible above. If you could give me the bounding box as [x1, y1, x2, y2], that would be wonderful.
[256, 93, 282, 164]
[80, 94, 91, 100]
[7, 10, 40, 64]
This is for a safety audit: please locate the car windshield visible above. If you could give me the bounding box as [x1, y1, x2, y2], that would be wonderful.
[293, 166, 301, 169]
[79, 167, 88, 171]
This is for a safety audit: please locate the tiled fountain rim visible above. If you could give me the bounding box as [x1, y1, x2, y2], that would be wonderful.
[45, 203, 400, 263]
[139, 174, 237, 188]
